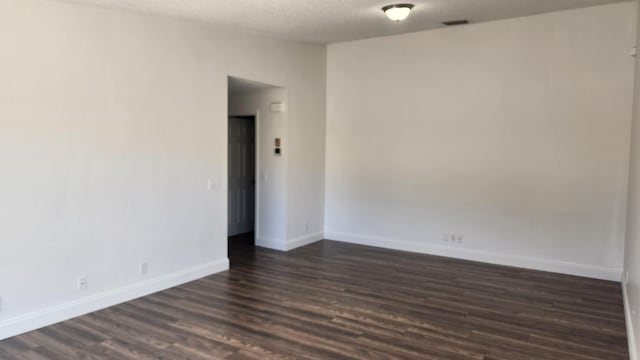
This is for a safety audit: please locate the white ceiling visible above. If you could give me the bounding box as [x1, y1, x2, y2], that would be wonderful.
[65, 0, 628, 43]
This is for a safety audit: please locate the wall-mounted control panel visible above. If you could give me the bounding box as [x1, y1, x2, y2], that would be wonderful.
[275, 138, 282, 156]
[270, 102, 285, 113]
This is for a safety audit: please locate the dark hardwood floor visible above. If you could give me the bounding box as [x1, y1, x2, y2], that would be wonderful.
[0, 240, 629, 359]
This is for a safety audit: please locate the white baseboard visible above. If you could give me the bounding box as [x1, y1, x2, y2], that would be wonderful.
[257, 232, 323, 251]
[0, 258, 229, 341]
[256, 236, 288, 251]
[325, 231, 622, 281]
[624, 280, 638, 360]
[286, 232, 324, 250]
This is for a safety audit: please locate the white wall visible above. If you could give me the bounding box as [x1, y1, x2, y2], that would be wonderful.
[624, 2, 640, 358]
[325, 2, 637, 281]
[229, 87, 292, 249]
[286, 68, 327, 246]
[0, 0, 325, 339]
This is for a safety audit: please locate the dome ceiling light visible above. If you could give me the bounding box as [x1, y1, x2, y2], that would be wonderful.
[382, 4, 414, 22]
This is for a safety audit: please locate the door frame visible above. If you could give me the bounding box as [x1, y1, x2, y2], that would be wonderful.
[228, 111, 260, 243]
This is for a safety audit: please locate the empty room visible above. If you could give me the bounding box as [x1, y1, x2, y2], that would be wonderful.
[1, 0, 640, 359]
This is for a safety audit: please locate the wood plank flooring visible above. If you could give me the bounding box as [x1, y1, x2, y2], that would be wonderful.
[0, 240, 629, 359]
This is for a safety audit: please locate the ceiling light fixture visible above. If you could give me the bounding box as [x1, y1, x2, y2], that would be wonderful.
[382, 4, 414, 22]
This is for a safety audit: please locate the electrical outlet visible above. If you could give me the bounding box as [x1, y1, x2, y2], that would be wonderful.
[304, 222, 309, 232]
[77, 276, 88, 291]
[444, 234, 464, 244]
[140, 263, 149, 275]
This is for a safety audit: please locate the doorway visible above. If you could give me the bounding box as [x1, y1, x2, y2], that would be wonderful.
[227, 75, 287, 257]
[228, 115, 256, 249]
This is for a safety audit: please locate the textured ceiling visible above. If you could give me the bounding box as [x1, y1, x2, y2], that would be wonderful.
[64, 0, 628, 43]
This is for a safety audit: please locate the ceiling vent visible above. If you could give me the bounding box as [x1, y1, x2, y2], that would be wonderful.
[442, 19, 470, 26]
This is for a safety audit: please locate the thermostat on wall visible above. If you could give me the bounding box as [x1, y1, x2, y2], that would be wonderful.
[275, 138, 282, 156]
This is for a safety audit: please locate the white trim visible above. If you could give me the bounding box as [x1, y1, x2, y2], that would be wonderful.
[257, 232, 323, 251]
[325, 231, 622, 281]
[624, 279, 638, 360]
[255, 110, 261, 242]
[256, 236, 288, 251]
[286, 232, 324, 250]
[0, 258, 229, 341]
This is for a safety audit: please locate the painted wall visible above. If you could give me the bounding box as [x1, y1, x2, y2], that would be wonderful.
[325, 2, 637, 281]
[624, 1, 640, 357]
[0, 0, 325, 339]
[286, 64, 327, 246]
[229, 88, 290, 249]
